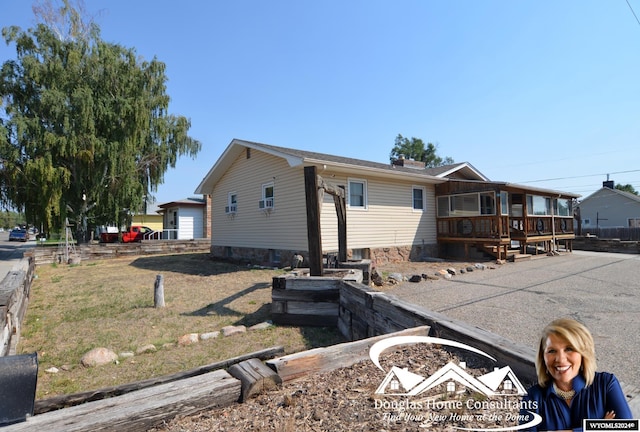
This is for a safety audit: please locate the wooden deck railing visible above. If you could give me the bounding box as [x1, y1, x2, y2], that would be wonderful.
[437, 215, 574, 240]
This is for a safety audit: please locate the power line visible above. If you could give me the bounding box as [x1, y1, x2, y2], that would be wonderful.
[626, 0, 640, 27]
[516, 169, 640, 184]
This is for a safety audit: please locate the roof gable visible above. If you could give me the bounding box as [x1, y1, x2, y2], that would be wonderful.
[579, 187, 640, 206]
[195, 139, 459, 193]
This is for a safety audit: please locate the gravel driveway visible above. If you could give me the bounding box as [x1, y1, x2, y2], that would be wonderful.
[386, 250, 640, 388]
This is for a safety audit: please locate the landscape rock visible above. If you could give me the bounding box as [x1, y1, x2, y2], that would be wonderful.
[222, 325, 247, 337]
[45, 367, 59, 374]
[437, 269, 449, 276]
[447, 268, 457, 275]
[466, 266, 475, 272]
[178, 333, 200, 346]
[136, 344, 157, 354]
[475, 263, 486, 270]
[81, 347, 118, 367]
[408, 274, 422, 282]
[119, 351, 135, 359]
[200, 331, 220, 340]
[388, 273, 404, 283]
[249, 322, 273, 331]
[370, 268, 384, 286]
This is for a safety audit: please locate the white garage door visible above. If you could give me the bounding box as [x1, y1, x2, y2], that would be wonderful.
[178, 207, 203, 240]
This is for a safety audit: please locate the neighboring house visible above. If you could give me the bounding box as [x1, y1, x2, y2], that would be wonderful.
[195, 139, 578, 265]
[157, 197, 211, 240]
[131, 203, 163, 232]
[577, 180, 640, 230]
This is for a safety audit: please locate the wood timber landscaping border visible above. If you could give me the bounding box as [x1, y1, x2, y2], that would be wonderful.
[272, 269, 538, 384]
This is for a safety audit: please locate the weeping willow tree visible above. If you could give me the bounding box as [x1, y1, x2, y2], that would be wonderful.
[0, 1, 201, 241]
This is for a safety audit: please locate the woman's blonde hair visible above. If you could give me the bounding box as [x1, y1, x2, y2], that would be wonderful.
[535, 318, 597, 387]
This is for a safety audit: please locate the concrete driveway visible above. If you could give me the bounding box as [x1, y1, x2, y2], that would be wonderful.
[389, 250, 640, 388]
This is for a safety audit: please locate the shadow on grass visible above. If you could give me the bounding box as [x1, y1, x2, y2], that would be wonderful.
[129, 253, 263, 276]
[182, 282, 271, 318]
[300, 326, 346, 349]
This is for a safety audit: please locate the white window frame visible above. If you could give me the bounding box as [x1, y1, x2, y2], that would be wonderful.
[412, 185, 426, 212]
[226, 192, 237, 214]
[500, 191, 509, 216]
[259, 182, 274, 210]
[348, 178, 367, 210]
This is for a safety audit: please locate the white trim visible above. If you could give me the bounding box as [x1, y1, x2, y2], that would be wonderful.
[412, 185, 426, 212]
[348, 178, 367, 210]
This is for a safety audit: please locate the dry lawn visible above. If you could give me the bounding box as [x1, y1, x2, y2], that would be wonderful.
[19, 253, 344, 399]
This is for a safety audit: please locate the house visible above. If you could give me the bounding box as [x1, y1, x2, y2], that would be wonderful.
[131, 203, 163, 232]
[577, 180, 640, 231]
[194, 139, 578, 265]
[157, 196, 211, 240]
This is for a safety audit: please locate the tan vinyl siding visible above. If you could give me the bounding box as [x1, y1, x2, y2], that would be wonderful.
[211, 150, 308, 250]
[319, 171, 436, 251]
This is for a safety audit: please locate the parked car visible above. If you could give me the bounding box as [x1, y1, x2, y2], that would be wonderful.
[9, 229, 27, 242]
[99, 225, 155, 243]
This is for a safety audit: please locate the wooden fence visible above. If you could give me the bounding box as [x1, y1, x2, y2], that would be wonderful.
[579, 227, 640, 241]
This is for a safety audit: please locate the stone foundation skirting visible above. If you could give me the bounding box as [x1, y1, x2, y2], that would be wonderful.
[209, 243, 440, 268]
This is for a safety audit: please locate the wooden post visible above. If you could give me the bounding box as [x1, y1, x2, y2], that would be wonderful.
[227, 358, 282, 402]
[333, 187, 347, 263]
[304, 166, 323, 276]
[154, 275, 165, 308]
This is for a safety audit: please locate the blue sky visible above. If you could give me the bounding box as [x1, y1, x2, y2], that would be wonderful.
[2, 1, 639, 205]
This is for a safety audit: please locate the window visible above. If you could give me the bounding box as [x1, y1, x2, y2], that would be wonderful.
[527, 195, 551, 215]
[450, 194, 479, 217]
[437, 196, 450, 217]
[447, 381, 456, 393]
[500, 191, 509, 216]
[629, 218, 640, 228]
[348, 179, 367, 209]
[226, 192, 237, 214]
[437, 192, 496, 217]
[554, 198, 571, 217]
[503, 380, 513, 391]
[412, 186, 425, 211]
[480, 192, 495, 215]
[259, 182, 274, 209]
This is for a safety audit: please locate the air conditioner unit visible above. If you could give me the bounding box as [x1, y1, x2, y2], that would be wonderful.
[259, 198, 274, 209]
[225, 205, 237, 214]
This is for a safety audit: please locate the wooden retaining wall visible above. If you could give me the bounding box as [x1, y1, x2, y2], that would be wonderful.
[338, 281, 537, 384]
[0, 258, 35, 357]
[271, 269, 363, 327]
[573, 236, 640, 254]
[271, 270, 537, 384]
[25, 239, 211, 265]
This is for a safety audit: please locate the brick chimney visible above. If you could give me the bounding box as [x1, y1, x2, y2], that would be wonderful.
[392, 155, 425, 169]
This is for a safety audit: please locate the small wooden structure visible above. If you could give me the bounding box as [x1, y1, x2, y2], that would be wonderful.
[436, 180, 579, 260]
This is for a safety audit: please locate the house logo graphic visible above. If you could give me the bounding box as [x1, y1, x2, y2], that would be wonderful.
[369, 335, 541, 431]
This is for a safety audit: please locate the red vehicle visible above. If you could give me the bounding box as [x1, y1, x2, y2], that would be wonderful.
[100, 226, 154, 243]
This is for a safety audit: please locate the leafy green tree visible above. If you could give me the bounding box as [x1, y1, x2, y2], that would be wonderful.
[389, 134, 454, 168]
[615, 184, 638, 195]
[0, 1, 201, 241]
